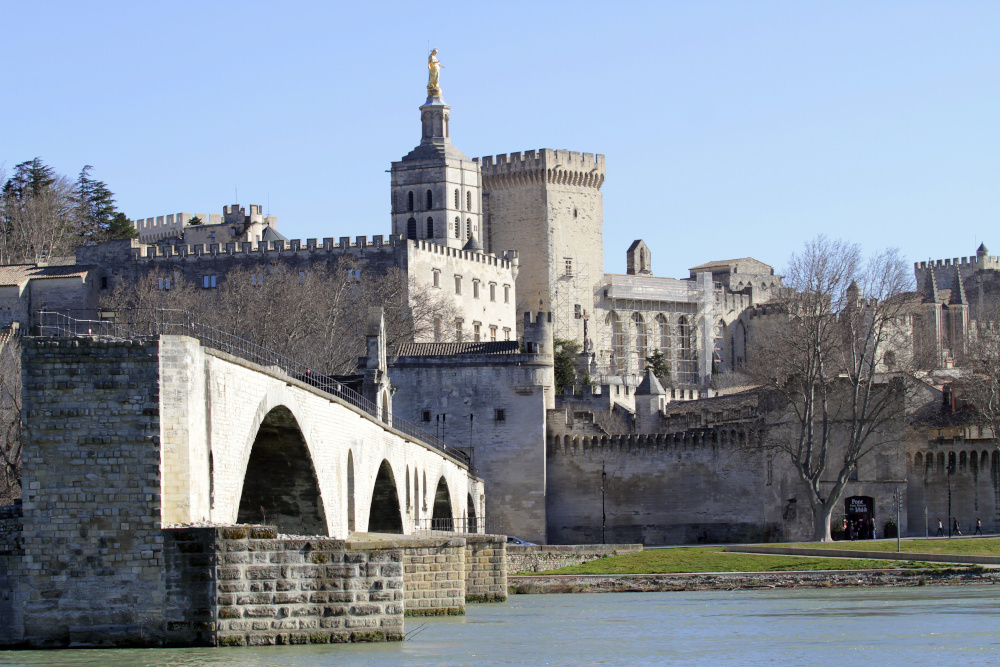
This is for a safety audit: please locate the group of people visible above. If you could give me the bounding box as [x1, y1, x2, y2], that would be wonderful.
[843, 517, 877, 541]
[936, 517, 984, 536]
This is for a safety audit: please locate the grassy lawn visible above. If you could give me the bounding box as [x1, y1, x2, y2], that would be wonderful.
[786, 537, 1000, 557]
[522, 547, 938, 576]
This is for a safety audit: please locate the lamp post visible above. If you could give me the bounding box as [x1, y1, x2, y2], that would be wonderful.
[601, 461, 607, 544]
[947, 456, 955, 538]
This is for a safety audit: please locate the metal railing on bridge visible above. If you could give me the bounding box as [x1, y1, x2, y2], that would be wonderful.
[413, 516, 506, 536]
[36, 309, 470, 468]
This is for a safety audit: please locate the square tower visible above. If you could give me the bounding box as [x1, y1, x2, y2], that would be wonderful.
[390, 93, 483, 249]
[478, 149, 606, 344]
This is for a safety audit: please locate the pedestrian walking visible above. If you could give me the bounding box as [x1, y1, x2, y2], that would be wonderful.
[975, 518, 983, 535]
[936, 518, 944, 536]
[953, 517, 963, 536]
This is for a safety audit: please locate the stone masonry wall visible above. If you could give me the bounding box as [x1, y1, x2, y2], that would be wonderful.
[402, 538, 466, 615]
[17, 337, 164, 648]
[164, 526, 405, 647]
[463, 535, 507, 602]
[506, 544, 642, 574]
[0, 502, 23, 645]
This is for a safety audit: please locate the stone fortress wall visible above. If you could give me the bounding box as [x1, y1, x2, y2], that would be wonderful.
[914, 248, 1000, 291]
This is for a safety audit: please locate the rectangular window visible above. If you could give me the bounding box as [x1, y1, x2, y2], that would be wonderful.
[574, 304, 582, 319]
[473, 280, 480, 299]
[490, 325, 497, 342]
[503, 327, 511, 340]
[489, 283, 496, 302]
[100, 276, 108, 290]
[455, 275, 462, 295]
[565, 258, 573, 276]
[494, 408, 506, 422]
[473, 322, 481, 342]
[504, 285, 510, 303]
[422, 410, 431, 423]
[203, 275, 216, 288]
[433, 269, 440, 288]
[455, 320, 463, 342]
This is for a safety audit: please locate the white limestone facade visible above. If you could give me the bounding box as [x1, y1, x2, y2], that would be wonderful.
[479, 150, 606, 345]
[133, 204, 278, 245]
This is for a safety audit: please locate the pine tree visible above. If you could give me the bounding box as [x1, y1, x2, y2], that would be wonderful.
[74, 165, 119, 241]
[106, 212, 137, 240]
[2, 158, 57, 201]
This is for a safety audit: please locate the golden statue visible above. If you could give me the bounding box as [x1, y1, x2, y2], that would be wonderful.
[427, 49, 444, 95]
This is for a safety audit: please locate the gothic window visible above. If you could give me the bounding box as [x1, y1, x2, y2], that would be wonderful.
[432, 269, 440, 288]
[632, 312, 647, 370]
[426, 217, 434, 238]
[678, 315, 692, 380]
[656, 314, 670, 361]
[466, 219, 471, 239]
[489, 283, 496, 302]
[454, 189, 459, 209]
[466, 191, 472, 211]
[406, 217, 417, 240]
[407, 191, 414, 212]
[454, 217, 460, 238]
[473, 280, 480, 299]
[608, 311, 623, 373]
[454, 275, 462, 295]
[426, 190, 433, 210]
[504, 285, 510, 303]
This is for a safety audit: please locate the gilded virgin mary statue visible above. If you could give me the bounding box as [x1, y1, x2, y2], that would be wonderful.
[427, 49, 443, 95]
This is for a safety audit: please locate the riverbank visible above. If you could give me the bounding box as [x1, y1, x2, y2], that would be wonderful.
[508, 568, 1000, 594]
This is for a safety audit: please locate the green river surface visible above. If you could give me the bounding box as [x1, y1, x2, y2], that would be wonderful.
[1, 585, 999, 666]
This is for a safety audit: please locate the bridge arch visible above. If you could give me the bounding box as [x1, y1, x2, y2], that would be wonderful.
[236, 405, 328, 536]
[467, 492, 477, 533]
[368, 459, 404, 534]
[432, 476, 454, 530]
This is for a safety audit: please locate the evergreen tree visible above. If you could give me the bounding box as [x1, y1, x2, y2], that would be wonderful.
[553, 338, 581, 393]
[73, 165, 118, 241]
[645, 350, 671, 386]
[106, 212, 137, 240]
[2, 158, 57, 201]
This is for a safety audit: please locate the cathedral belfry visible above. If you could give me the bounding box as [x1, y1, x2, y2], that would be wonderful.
[390, 50, 483, 249]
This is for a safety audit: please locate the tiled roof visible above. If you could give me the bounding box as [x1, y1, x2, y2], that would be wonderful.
[395, 341, 520, 357]
[0, 264, 90, 287]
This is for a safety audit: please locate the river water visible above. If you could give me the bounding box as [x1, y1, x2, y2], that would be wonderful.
[2, 585, 999, 666]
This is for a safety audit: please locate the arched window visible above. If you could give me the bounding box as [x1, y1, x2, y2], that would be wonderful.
[454, 188, 459, 209]
[426, 217, 434, 238]
[406, 217, 417, 240]
[678, 315, 694, 382]
[426, 189, 433, 210]
[632, 312, 646, 370]
[466, 219, 471, 239]
[466, 191, 472, 211]
[656, 314, 670, 362]
[608, 311, 623, 373]
[347, 450, 355, 532]
[734, 320, 747, 366]
[407, 191, 414, 212]
[454, 217, 460, 238]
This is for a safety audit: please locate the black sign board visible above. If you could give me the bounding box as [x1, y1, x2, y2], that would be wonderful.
[845, 495, 874, 517]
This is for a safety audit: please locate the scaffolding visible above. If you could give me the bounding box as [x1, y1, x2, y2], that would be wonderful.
[588, 273, 724, 389]
[550, 256, 593, 347]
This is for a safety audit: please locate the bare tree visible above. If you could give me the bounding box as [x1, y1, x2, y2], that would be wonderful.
[0, 332, 21, 504]
[100, 259, 461, 376]
[0, 172, 76, 265]
[744, 236, 912, 541]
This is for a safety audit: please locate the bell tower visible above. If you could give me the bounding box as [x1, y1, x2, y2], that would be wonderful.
[390, 51, 482, 249]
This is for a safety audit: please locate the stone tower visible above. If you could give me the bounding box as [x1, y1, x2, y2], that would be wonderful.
[478, 149, 606, 344]
[390, 75, 483, 249]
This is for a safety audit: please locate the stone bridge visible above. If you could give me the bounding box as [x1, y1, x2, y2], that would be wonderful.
[157, 334, 484, 536]
[0, 330, 495, 648]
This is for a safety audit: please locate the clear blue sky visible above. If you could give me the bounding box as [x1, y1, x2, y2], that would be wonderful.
[2, 1, 998, 281]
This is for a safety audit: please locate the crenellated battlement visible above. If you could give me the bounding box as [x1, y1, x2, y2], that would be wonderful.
[477, 148, 605, 190]
[913, 244, 1000, 291]
[547, 425, 759, 457]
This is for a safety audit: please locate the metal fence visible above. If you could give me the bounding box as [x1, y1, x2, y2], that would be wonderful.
[36, 309, 470, 468]
[414, 516, 506, 536]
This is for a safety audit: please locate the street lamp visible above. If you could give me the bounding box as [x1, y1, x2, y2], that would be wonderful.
[947, 454, 955, 538]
